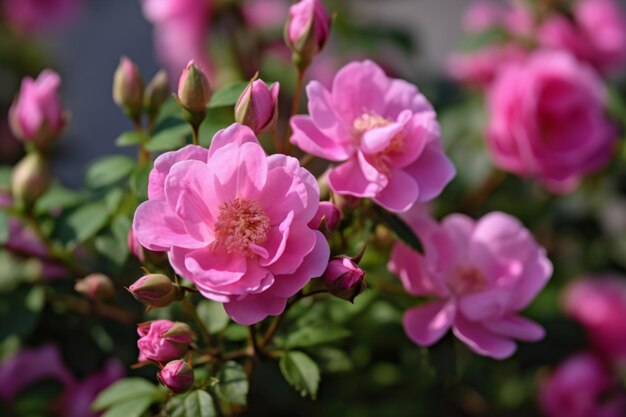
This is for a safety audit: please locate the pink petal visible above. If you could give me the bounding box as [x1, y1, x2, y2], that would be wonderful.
[224, 292, 288, 325]
[265, 220, 316, 275]
[306, 81, 352, 143]
[210, 141, 267, 199]
[208, 123, 260, 157]
[388, 243, 440, 296]
[458, 288, 510, 321]
[259, 211, 294, 267]
[184, 246, 247, 287]
[290, 115, 353, 161]
[327, 159, 381, 198]
[383, 79, 433, 120]
[483, 315, 545, 341]
[148, 145, 209, 200]
[404, 141, 456, 203]
[360, 116, 407, 154]
[403, 300, 456, 346]
[452, 314, 517, 359]
[258, 167, 307, 223]
[373, 169, 419, 212]
[164, 160, 217, 227]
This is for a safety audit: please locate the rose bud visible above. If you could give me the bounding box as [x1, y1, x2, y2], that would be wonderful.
[9, 69, 67, 150]
[113, 56, 144, 121]
[235, 79, 280, 135]
[323, 256, 366, 302]
[128, 274, 183, 308]
[74, 273, 115, 301]
[158, 360, 194, 393]
[284, 0, 331, 68]
[11, 152, 50, 206]
[308, 201, 340, 231]
[177, 60, 211, 115]
[137, 320, 193, 363]
[144, 69, 170, 121]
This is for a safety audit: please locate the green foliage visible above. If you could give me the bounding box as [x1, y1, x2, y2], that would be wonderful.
[371, 206, 422, 253]
[197, 300, 230, 334]
[0, 285, 45, 340]
[93, 378, 164, 417]
[164, 390, 217, 417]
[285, 325, 351, 349]
[0, 209, 8, 244]
[279, 351, 321, 400]
[214, 361, 249, 406]
[86, 155, 135, 189]
[115, 131, 148, 147]
[208, 82, 248, 108]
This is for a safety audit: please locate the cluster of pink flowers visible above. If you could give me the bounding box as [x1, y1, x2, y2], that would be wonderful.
[538, 276, 626, 417]
[451, 0, 625, 193]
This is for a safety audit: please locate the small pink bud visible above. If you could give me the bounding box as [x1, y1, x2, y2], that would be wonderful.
[144, 69, 170, 120]
[11, 152, 50, 206]
[158, 360, 194, 393]
[177, 60, 212, 114]
[113, 56, 144, 120]
[128, 274, 183, 308]
[323, 256, 366, 302]
[9, 70, 67, 149]
[308, 201, 341, 231]
[234, 79, 280, 135]
[284, 0, 331, 68]
[137, 320, 193, 363]
[74, 273, 115, 301]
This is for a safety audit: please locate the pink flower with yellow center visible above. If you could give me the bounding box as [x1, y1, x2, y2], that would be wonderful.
[388, 211, 552, 359]
[290, 60, 455, 212]
[133, 124, 330, 324]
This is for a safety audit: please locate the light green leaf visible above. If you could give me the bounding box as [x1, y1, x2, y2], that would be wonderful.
[86, 156, 135, 189]
[197, 300, 230, 334]
[164, 390, 217, 417]
[0, 210, 8, 244]
[115, 131, 148, 147]
[279, 351, 320, 399]
[215, 361, 248, 406]
[130, 164, 151, 199]
[101, 397, 152, 417]
[92, 378, 159, 411]
[34, 185, 83, 215]
[63, 202, 109, 243]
[147, 118, 190, 152]
[208, 82, 247, 108]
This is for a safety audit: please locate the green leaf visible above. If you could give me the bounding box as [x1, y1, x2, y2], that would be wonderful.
[34, 185, 83, 215]
[86, 155, 135, 189]
[147, 118, 190, 152]
[115, 131, 148, 147]
[215, 361, 248, 406]
[92, 378, 159, 411]
[164, 390, 217, 417]
[285, 325, 350, 349]
[101, 397, 152, 417]
[197, 300, 230, 334]
[208, 82, 248, 108]
[0, 166, 11, 190]
[279, 351, 320, 399]
[0, 285, 45, 340]
[0, 210, 8, 244]
[130, 164, 151, 199]
[372, 205, 422, 253]
[61, 202, 110, 243]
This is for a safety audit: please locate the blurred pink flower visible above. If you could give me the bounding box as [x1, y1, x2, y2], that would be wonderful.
[388, 211, 552, 359]
[60, 360, 124, 417]
[308, 201, 341, 231]
[290, 60, 455, 212]
[9, 70, 66, 149]
[462, 0, 532, 35]
[0, 344, 74, 402]
[133, 124, 330, 324]
[137, 320, 192, 363]
[242, 0, 289, 29]
[141, 0, 212, 83]
[486, 50, 616, 193]
[539, 0, 626, 73]
[285, 0, 330, 61]
[539, 352, 626, 417]
[563, 277, 626, 363]
[447, 44, 527, 88]
[3, 0, 81, 33]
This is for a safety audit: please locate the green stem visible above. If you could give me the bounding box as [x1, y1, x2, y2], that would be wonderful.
[191, 124, 200, 146]
[285, 69, 306, 155]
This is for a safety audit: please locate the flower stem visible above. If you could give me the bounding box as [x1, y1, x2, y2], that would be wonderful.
[191, 124, 200, 146]
[285, 69, 306, 155]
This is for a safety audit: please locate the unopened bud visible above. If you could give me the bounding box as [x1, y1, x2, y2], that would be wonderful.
[158, 360, 194, 393]
[308, 201, 341, 231]
[137, 320, 193, 362]
[11, 152, 50, 206]
[177, 61, 211, 117]
[235, 79, 280, 135]
[323, 256, 366, 302]
[128, 274, 183, 308]
[144, 70, 169, 120]
[113, 56, 144, 121]
[284, 0, 331, 69]
[74, 273, 115, 301]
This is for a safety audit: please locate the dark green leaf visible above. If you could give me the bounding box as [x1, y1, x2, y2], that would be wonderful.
[372, 205, 422, 253]
[34, 185, 83, 215]
[0, 166, 11, 190]
[215, 361, 248, 406]
[115, 131, 148, 147]
[197, 300, 230, 334]
[130, 164, 151, 199]
[92, 378, 159, 411]
[285, 325, 350, 349]
[101, 397, 152, 417]
[0, 285, 45, 340]
[208, 82, 248, 108]
[164, 390, 217, 417]
[146, 128, 189, 152]
[86, 155, 135, 188]
[279, 351, 320, 399]
[0, 210, 8, 244]
[62, 202, 109, 243]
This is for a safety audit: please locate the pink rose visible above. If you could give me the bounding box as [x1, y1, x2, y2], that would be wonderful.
[447, 44, 527, 88]
[235, 79, 280, 135]
[158, 360, 194, 393]
[539, 353, 626, 417]
[9, 70, 66, 149]
[539, 0, 626, 73]
[323, 256, 366, 302]
[285, 0, 330, 63]
[141, 0, 212, 82]
[388, 211, 552, 359]
[3, 0, 81, 33]
[133, 124, 330, 325]
[563, 276, 626, 363]
[486, 50, 616, 193]
[137, 320, 193, 362]
[290, 60, 455, 212]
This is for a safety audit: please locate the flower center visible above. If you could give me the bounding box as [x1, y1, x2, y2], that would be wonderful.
[214, 198, 270, 255]
[352, 113, 405, 175]
[352, 113, 393, 136]
[447, 266, 488, 296]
